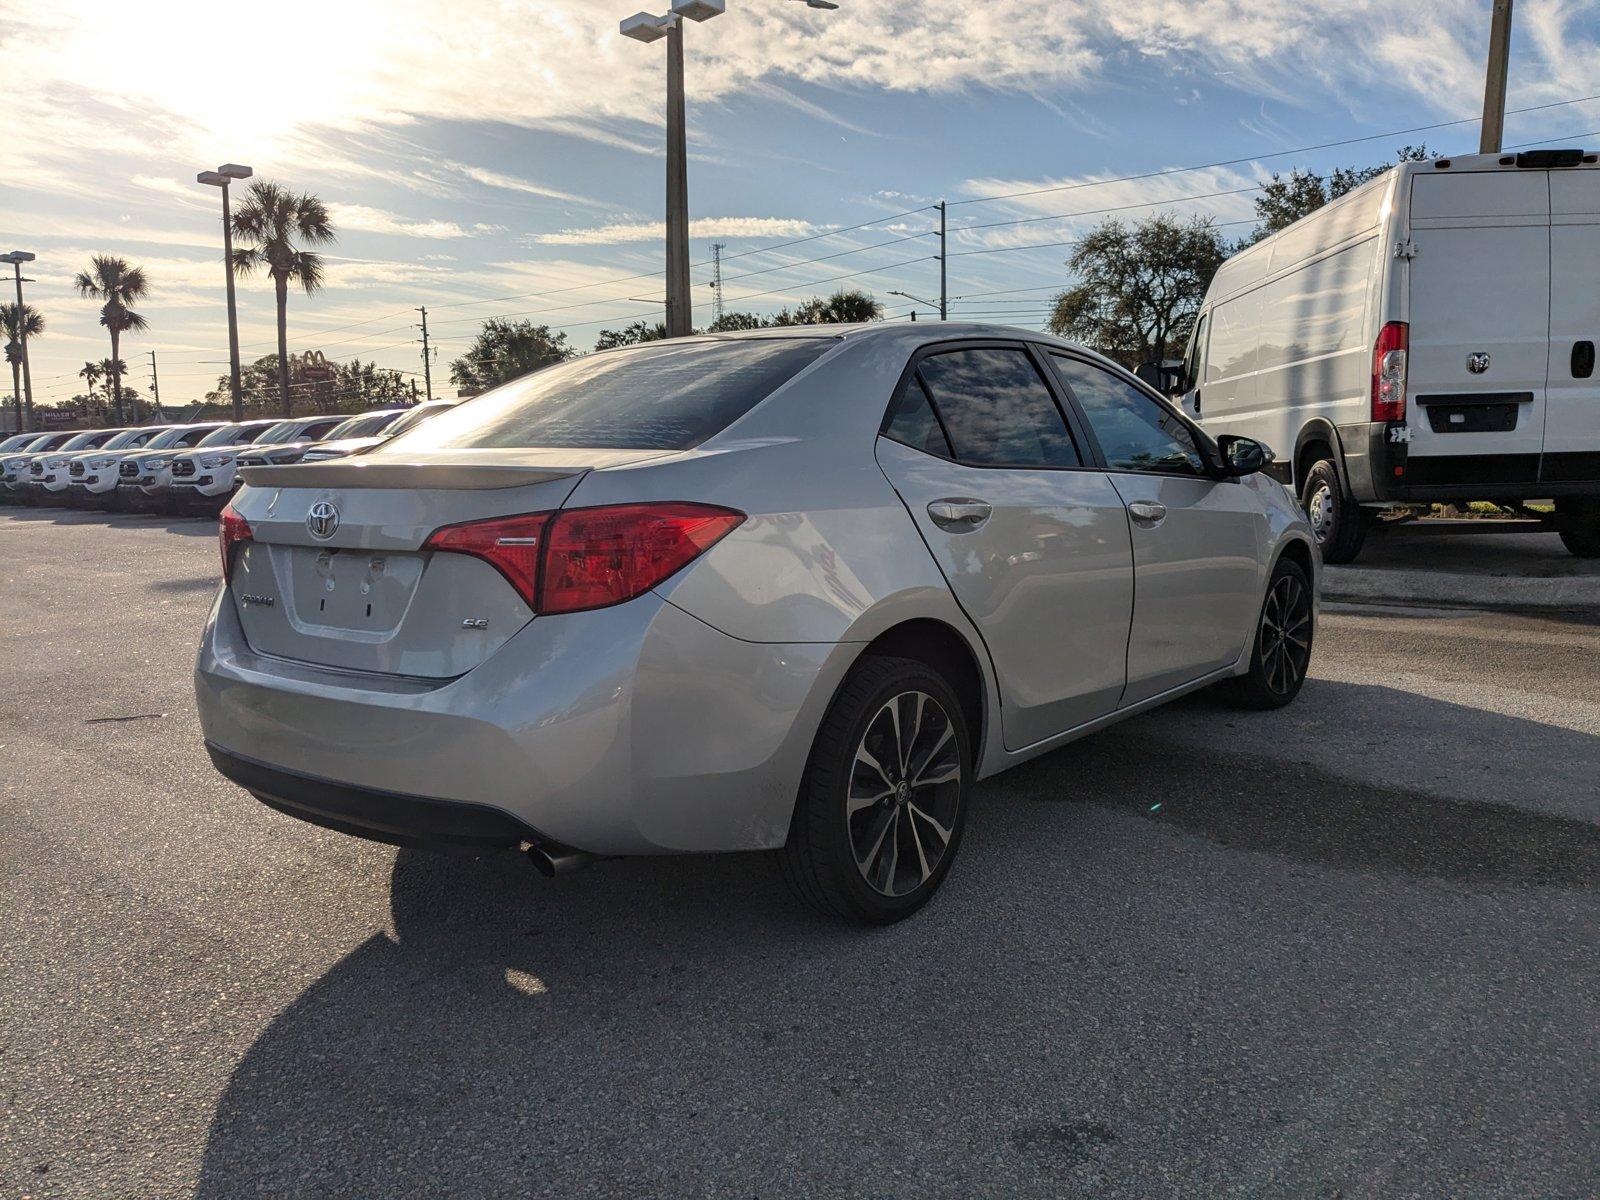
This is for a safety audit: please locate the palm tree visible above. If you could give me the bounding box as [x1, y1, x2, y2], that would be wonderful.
[230, 181, 336, 417]
[1, 302, 43, 433]
[75, 255, 149, 424]
[78, 361, 104, 421]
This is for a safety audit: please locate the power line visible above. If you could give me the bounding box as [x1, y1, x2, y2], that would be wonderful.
[946, 91, 1600, 208]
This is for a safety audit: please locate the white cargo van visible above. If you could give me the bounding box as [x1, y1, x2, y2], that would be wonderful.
[1172, 148, 1600, 561]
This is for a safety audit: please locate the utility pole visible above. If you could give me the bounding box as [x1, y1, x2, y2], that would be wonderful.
[1479, 0, 1514, 154]
[937, 201, 948, 321]
[1, 251, 37, 432]
[710, 242, 726, 325]
[664, 16, 692, 338]
[416, 306, 434, 402]
[148, 350, 161, 421]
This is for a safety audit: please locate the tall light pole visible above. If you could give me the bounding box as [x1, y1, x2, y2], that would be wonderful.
[197, 164, 253, 420]
[1479, 0, 1514, 154]
[1, 251, 36, 433]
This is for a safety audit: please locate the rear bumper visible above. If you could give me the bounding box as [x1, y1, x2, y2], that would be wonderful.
[207, 743, 540, 848]
[1341, 422, 1600, 503]
[195, 586, 855, 856]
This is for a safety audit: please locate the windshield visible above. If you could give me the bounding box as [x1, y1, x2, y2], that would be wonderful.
[59, 432, 103, 451]
[103, 428, 159, 450]
[384, 338, 834, 453]
[0, 434, 37, 451]
[254, 421, 299, 444]
[143, 426, 207, 450]
[385, 402, 453, 437]
[197, 424, 257, 447]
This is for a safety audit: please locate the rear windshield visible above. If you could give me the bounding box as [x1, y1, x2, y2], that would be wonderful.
[386, 337, 834, 452]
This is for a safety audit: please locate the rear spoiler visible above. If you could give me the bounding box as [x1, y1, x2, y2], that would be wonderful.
[239, 460, 584, 491]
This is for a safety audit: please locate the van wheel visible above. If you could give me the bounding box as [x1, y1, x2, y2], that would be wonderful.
[1223, 556, 1315, 710]
[1555, 498, 1600, 558]
[1301, 459, 1368, 564]
[778, 656, 970, 925]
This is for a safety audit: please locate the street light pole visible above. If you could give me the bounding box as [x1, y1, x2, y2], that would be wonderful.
[664, 16, 692, 338]
[1, 251, 37, 433]
[1479, 0, 1514, 154]
[198, 164, 253, 420]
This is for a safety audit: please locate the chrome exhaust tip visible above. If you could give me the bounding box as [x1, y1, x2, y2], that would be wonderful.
[526, 843, 599, 878]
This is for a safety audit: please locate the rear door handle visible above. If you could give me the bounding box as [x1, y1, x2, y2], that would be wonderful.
[927, 498, 992, 531]
[1127, 500, 1167, 526]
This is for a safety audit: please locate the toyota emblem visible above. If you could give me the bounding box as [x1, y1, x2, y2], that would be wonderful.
[1467, 352, 1491, 375]
[306, 500, 340, 540]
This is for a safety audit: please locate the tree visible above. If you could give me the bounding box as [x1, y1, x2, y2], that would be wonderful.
[78, 362, 105, 420]
[1254, 145, 1436, 239]
[1, 301, 43, 433]
[74, 255, 149, 424]
[594, 320, 668, 351]
[771, 288, 884, 326]
[704, 311, 770, 333]
[450, 320, 573, 396]
[231, 180, 336, 417]
[1047, 214, 1230, 370]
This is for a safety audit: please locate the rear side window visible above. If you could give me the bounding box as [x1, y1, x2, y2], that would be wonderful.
[388, 338, 833, 452]
[915, 347, 1081, 468]
[882, 376, 953, 458]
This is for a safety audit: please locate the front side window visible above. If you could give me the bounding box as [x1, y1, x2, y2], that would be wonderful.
[914, 347, 1080, 469]
[386, 337, 834, 453]
[1184, 313, 1208, 391]
[1050, 355, 1208, 477]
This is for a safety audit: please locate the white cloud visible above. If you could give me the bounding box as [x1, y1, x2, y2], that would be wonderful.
[326, 203, 486, 240]
[531, 217, 818, 246]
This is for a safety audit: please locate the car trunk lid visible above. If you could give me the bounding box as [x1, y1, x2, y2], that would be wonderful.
[227, 448, 671, 678]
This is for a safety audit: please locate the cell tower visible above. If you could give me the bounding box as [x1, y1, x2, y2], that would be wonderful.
[710, 242, 726, 324]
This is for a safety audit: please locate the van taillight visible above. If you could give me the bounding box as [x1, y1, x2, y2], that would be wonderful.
[424, 503, 744, 614]
[1372, 321, 1409, 422]
[219, 505, 252, 583]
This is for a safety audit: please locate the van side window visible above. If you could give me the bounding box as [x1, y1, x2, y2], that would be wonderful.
[1185, 313, 1209, 388]
[882, 375, 953, 459]
[1049, 355, 1208, 477]
[916, 347, 1081, 468]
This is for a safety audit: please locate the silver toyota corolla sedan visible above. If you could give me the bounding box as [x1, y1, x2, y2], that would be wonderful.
[196, 324, 1316, 923]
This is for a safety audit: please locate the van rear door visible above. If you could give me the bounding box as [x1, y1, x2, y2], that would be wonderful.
[1545, 168, 1600, 473]
[1406, 170, 1549, 477]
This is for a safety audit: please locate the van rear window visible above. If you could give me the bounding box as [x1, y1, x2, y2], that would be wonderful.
[385, 338, 833, 452]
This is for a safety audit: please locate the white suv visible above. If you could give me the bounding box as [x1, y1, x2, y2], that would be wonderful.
[138, 419, 280, 512]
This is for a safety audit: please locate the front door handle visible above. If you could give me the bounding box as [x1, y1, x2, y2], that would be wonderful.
[927, 498, 992, 531]
[1127, 500, 1167, 526]
[1573, 340, 1595, 379]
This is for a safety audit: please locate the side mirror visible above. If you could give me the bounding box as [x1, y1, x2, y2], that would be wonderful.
[1136, 359, 1189, 397]
[1216, 434, 1270, 478]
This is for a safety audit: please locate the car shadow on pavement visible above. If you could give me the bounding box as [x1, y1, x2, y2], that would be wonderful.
[194, 680, 1600, 1199]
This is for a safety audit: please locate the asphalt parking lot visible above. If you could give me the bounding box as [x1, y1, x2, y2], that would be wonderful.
[3, 507, 1598, 1199]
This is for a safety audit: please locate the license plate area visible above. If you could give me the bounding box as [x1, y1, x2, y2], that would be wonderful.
[287, 546, 425, 633]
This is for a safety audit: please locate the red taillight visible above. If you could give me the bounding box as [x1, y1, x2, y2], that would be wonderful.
[1372, 320, 1409, 422]
[219, 505, 252, 583]
[422, 502, 744, 614]
[424, 511, 552, 608]
[541, 502, 745, 614]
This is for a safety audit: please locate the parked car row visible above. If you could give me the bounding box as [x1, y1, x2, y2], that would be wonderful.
[0, 400, 456, 514]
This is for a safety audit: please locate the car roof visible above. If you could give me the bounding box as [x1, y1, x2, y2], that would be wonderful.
[692, 321, 1121, 371]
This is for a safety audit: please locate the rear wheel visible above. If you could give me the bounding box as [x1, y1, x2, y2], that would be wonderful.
[1301, 457, 1369, 564]
[1555, 497, 1600, 558]
[1223, 557, 1314, 710]
[779, 655, 970, 924]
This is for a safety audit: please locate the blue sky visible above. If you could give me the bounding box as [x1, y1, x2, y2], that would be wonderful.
[4, 0, 1599, 409]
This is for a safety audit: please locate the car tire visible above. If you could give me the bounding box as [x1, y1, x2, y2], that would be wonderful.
[1555, 498, 1600, 558]
[1300, 458, 1368, 564]
[1222, 556, 1315, 711]
[778, 655, 971, 925]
